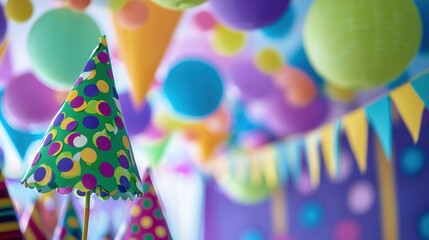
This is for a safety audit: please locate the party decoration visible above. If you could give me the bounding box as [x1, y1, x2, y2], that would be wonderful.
[342, 109, 368, 173]
[117, 170, 172, 239]
[68, 0, 91, 11]
[255, 48, 283, 74]
[119, 92, 151, 136]
[273, 66, 317, 107]
[193, 10, 216, 31]
[3, 73, 62, 130]
[28, 8, 101, 89]
[152, 0, 206, 10]
[303, 0, 422, 89]
[0, 5, 7, 44]
[5, 0, 33, 22]
[23, 194, 59, 239]
[298, 201, 324, 229]
[320, 121, 341, 178]
[0, 169, 23, 240]
[416, 0, 429, 52]
[163, 59, 223, 118]
[229, 59, 274, 101]
[210, 0, 290, 30]
[113, 1, 182, 106]
[53, 198, 82, 240]
[261, 6, 294, 39]
[117, 0, 148, 29]
[305, 134, 321, 187]
[325, 83, 355, 103]
[21, 36, 143, 239]
[399, 146, 425, 176]
[211, 25, 246, 56]
[23, 201, 50, 239]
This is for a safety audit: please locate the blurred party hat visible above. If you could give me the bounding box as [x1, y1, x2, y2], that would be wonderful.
[21, 36, 143, 200]
[23, 193, 59, 239]
[113, 0, 182, 106]
[53, 198, 82, 240]
[116, 170, 172, 240]
[0, 168, 23, 240]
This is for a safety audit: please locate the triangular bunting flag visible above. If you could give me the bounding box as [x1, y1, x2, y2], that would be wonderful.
[342, 109, 368, 172]
[20, 36, 143, 200]
[390, 83, 425, 143]
[274, 142, 288, 184]
[320, 121, 341, 178]
[305, 133, 321, 187]
[144, 137, 170, 167]
[365, 96, 393, 160]
[249, 150, 262, 186]
[411, 72, 429, 110]
[0, 169, 23, 240]
[285, 139, 304, 182]
[53, 198, 82, 240]
[117, 170, 172, 240]
[261, 146, 278, 188]
[112, 0, 182, 106]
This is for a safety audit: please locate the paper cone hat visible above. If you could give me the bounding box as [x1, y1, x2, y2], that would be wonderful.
[21, 36, 143, 200]
[118, 170, 172, 240]
[23, 194, 59, 239]
[0, 169, 23, 240]
[113, 0, 182, 106]
[53, 198, 82, 240]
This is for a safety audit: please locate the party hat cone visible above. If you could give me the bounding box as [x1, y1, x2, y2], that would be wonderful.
[21, 35, 143, 200]
[53, 198, 82, 240]
[0, 169, 23, 240]
[112, 0, 182, 106]
[117, 170, 172, 240]
[23, 193, 59, 239]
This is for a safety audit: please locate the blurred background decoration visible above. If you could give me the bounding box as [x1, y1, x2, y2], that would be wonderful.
[0, 0, 428, 239]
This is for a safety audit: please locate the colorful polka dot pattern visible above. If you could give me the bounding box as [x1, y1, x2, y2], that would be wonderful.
[54, 199, 82, 240]
[21, 36, 143, 201]
[122, 171, 172, 240]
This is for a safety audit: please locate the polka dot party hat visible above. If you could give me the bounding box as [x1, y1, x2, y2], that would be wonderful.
[117, 169, 172, 240]
[53, 198, 82, 240]
[21, 36, 143, 201]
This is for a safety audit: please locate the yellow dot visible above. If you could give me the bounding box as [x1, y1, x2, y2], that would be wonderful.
[81, 148, 97, 164]
[97, 80, 109, 93]
[67, 217, 79, 228]
[131, 205, 141, 217]
[122, 136, 130, 150]
[66, 90, 78, 102]
[140, 216, 153, 229]
[155, 226, 167, 238]
[255, 48, 283, 74]
[88, 69, 97, 80]
[212, 24, 246, 56]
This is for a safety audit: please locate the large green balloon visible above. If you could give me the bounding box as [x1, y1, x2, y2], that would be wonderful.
[303, 0, 422, 90]
[152, 0, 206, 10]
[28, 8, 101, 90]
[217, 173, 274, 205]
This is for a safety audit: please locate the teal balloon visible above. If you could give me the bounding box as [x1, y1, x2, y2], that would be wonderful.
[261, 6, 294, 39]
[299, 201, 324, 229]
[28, 8, 101, 90]
[419, 212, 429, 239]
[163, 59, 223, 118]
[400, 146, 425, 176]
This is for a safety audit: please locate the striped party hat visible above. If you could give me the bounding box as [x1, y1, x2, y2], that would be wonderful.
[0, 168, 23, 240]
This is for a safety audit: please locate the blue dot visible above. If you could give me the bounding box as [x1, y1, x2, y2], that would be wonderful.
[400, 146, 425, 176]
[419, 212, 429, 238]
[299, 201, 324, 229]
[239, 229, 265, 240]
[261, 6, 295, 39]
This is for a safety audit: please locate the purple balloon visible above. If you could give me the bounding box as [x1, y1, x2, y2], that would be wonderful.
[209, 0, 290, 30]
[119, 92, 151, 136]
[0, 5, 7, 44]
[3, 73, 62, 129]
[229, 59, 275, 100]
[248, 90, 328, 136]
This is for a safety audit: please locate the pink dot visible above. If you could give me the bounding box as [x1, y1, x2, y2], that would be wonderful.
[194, 11, 217, 31]
[333, 219, 360, 240]
[347, 180, 375, 214]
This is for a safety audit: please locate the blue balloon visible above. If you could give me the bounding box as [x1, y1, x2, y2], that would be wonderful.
[261, 6, 294, 39]
[163, 59, 223, 118]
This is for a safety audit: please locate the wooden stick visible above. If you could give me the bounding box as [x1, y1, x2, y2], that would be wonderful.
[82, 192, 91, 240]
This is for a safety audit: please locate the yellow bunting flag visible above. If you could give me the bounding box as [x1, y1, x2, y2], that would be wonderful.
[320, 121, 341, 178]
[262, 146, 278, 188]
[342, 109, 368, 173]
[305, 133, 321, 187]
[390, 83, 425, 143]
[250, 151, 262, 186]
[112, 0, 182, 106]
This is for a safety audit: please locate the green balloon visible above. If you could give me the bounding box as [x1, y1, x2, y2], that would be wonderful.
[303, 0, 422, 90]
[217, 174, 274, 205]
[28, 8, 101, 90]
[152, 0, 206, 10]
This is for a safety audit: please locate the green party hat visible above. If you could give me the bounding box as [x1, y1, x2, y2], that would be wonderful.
[21, 36, 143, 200]
[53, 198, 82, 240]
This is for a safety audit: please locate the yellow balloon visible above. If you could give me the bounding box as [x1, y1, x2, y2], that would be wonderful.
[325, 82, 355, 103]
[212, 24, 246, 56]
[5, 0, 33, 23]
[255, 48, 283, 74]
